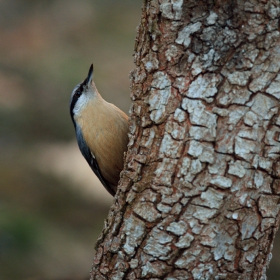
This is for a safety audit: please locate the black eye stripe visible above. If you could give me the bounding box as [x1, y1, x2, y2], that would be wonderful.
[75, 90, 82, 97]
[70, 88, 83, 124]
[70, 78, 88, 124]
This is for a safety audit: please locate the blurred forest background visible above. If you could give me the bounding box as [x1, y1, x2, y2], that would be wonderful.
[0, 0, 140, 279]
[0, 1, 279, 279]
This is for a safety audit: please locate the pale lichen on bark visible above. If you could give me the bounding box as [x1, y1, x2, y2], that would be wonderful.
[90, 0, 280, 279]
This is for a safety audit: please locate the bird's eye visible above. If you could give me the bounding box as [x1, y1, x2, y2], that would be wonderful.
[75, 90, 82, 98]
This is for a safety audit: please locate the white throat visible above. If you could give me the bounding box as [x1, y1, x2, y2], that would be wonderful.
[73, 93, 92, 117]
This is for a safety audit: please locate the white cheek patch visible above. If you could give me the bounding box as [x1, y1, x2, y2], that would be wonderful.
[73, 94, 90, 116]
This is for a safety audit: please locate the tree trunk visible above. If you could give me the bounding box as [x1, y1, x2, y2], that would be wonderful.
[90, 0, 280, 279]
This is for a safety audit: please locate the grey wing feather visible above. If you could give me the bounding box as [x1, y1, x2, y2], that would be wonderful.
[75, 126, 116, 196]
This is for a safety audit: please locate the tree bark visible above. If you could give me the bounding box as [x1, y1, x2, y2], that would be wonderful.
[90, 0, 280, 279]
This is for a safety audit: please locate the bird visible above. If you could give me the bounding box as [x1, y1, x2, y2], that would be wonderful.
[70, 64, 129, 196]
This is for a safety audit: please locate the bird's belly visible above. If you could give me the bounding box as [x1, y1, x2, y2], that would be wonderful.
[85, 128, 124, 186]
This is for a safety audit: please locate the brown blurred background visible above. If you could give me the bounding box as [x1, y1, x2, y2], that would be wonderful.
[0, 0, 140, 279]
[0, 1, 279, 279]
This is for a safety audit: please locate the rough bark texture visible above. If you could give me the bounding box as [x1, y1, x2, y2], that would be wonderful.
[90, 1, 280, 279]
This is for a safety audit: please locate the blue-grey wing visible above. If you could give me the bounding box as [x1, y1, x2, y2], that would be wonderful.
[75, 126, 116, 196]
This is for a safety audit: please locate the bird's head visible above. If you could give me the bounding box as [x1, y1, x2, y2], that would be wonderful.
[70, 64, 98, 124]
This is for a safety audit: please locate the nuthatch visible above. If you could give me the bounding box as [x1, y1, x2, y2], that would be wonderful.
[70, 64, 129, 196]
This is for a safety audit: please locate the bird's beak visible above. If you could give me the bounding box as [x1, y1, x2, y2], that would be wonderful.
[85, 64, 94, 88]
